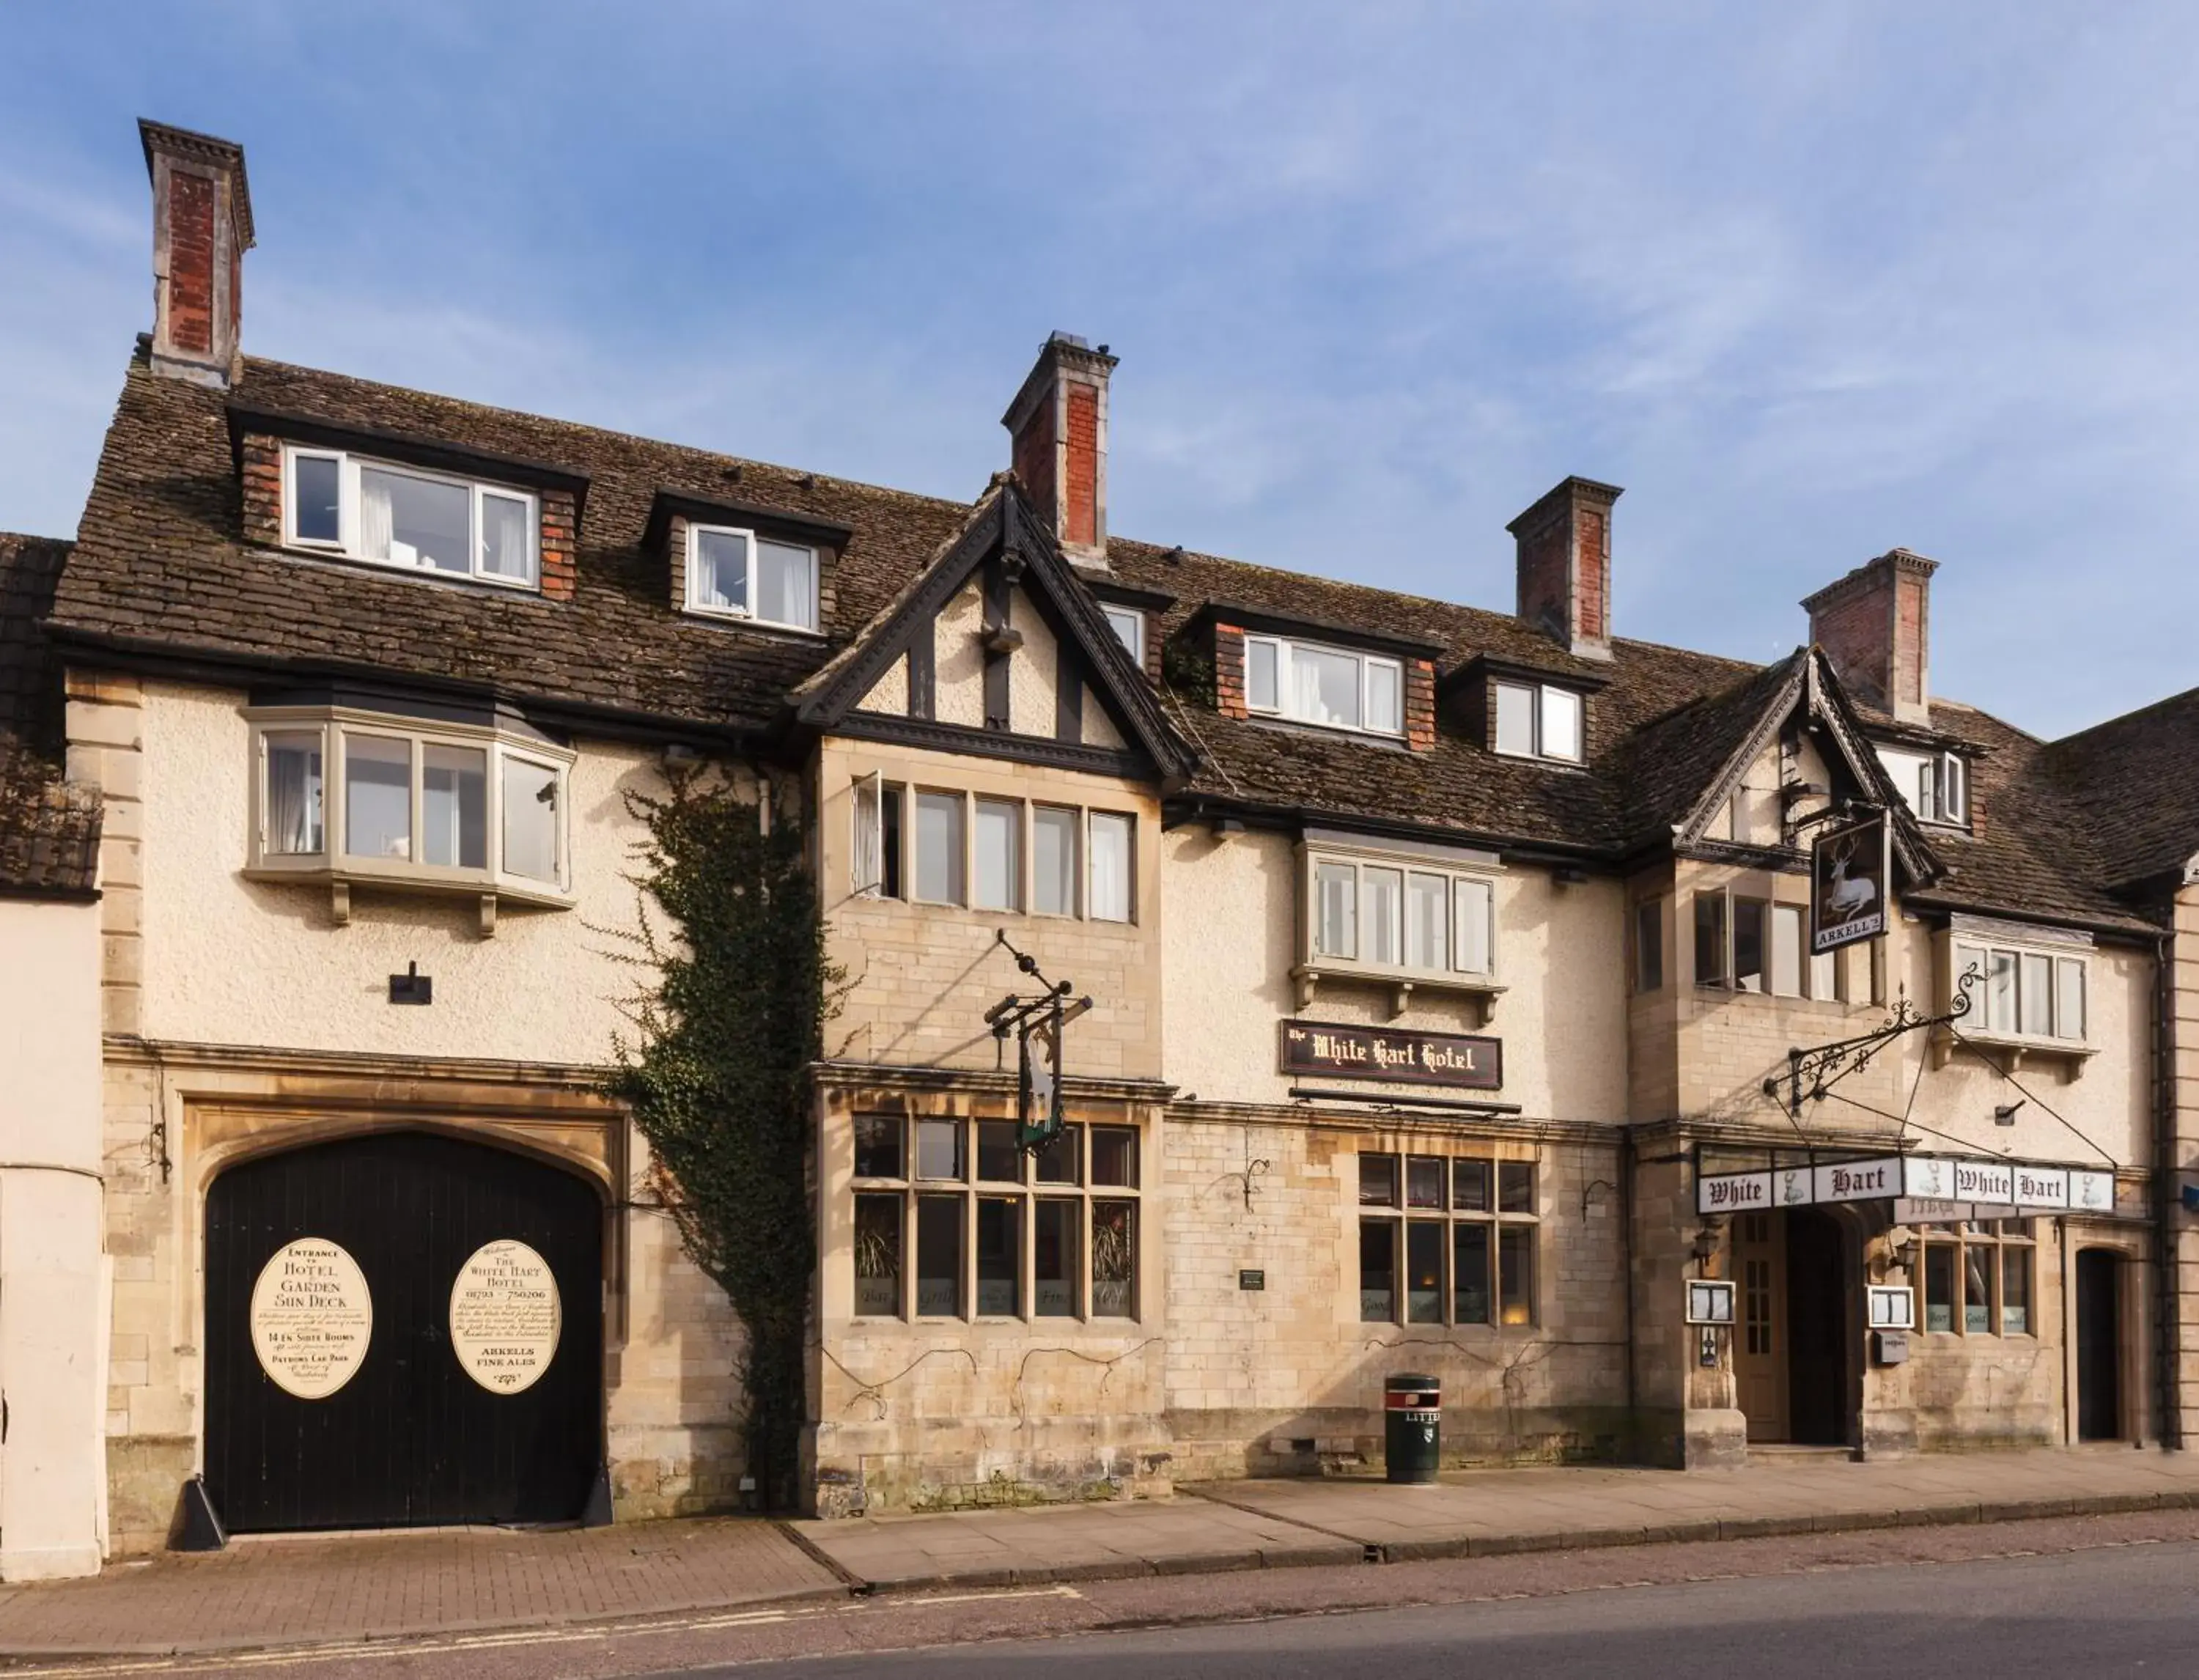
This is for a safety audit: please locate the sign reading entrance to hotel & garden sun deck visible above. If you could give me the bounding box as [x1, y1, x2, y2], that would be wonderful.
[249, 1237, 373, 1399]
[1279, 1020, 1503, 1090]
[1810, 808, 1890, 954]
[449, 1239, 562, 1395]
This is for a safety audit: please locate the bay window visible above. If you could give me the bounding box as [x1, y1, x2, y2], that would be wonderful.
[685, 523, 819, 633]
[1950, 935, 2089, 1047]
[1300, 839, 1499, 1008]
[248, 707, 575, 916]
[282, 445, 538, 588]
[1243, 634, 1404, 737]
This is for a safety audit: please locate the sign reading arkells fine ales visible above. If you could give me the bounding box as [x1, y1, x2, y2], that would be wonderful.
[1279, 1020, 1503, 1090]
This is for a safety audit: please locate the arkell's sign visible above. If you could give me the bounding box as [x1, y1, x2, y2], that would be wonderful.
[1279, 1020, 1503, 1091]
[1810, 808, 1890, 954]
[1699, 1154, 2115, 1216]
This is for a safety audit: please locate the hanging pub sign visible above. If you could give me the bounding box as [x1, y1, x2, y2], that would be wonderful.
[1278, 1020, 1503, 1091]
[1811, 808, 1890, 954]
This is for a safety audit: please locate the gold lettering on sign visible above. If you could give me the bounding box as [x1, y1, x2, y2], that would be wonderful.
[449, 1239, 563, 1396]
[249, 1238, 373, 1400]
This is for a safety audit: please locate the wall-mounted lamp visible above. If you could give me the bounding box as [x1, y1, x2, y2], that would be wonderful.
[663, 743, 702, 770]
[1887, 1226, 1918, 1270]
[388, 961, 432, 1006]
[1211, 817, 1246, 844]
[1690, 1223, 1722, 1265]
[1994, 1100, 2026, 1128]
[1554, 866, 1589, 887]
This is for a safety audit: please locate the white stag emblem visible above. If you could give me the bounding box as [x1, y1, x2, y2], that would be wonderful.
[1822, 835, 1876, 923]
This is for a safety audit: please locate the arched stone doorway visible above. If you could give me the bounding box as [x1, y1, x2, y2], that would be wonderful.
[203, 1129, 605, 1531]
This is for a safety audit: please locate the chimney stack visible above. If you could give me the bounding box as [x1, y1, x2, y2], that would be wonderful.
[140, 119, 254, 388]
[1509, 476, 1621, 661]
[1802, 549, 1937, 725]
[1003, 332, 1116, 570]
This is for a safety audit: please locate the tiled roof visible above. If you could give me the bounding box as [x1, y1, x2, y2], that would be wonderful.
[41, 344, 2166, 934]
[0, 533, 102, 896]
[2038, 686, 2199, 897]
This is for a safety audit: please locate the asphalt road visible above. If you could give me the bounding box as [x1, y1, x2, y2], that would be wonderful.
[675, 1539, 2199, 1679]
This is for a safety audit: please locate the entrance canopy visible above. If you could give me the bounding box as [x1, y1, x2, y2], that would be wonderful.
[1697, 1151, 2116, 1221]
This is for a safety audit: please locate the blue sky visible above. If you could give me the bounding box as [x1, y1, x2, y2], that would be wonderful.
[4, 2, 2195, 737]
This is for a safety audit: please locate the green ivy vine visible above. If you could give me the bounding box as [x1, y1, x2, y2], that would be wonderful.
[606, 768, 839, 1511]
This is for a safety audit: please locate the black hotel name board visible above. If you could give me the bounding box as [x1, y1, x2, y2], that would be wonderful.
[1279, 1020, 1503, 1091]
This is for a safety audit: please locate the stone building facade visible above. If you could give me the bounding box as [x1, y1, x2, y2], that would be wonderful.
[2, 119, 2198, 1574]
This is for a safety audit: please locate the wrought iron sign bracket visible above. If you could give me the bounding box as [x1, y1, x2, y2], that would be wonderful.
[984, 930, 1094, 1153]
[1764, 965, 1976, 1120]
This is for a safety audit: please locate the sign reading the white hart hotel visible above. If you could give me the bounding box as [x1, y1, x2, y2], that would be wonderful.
[1279, 1020, 1503, 1091]
[250, 1237, 373, 1400]
[449, 1239, 562, 1395]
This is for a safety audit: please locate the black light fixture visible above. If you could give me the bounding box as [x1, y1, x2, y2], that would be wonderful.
[389, 962, 432, 1006]
[1994, 1099, 2026, 1127]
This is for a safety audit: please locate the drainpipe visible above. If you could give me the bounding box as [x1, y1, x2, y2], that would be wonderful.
[2154, 928, 2181, 1451]
[1620, 1124, 1638, 1445]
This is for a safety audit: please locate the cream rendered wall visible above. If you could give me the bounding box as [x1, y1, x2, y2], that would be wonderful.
[0, 897, 106, 1580]
[1160, 827, 1629, 1121]
[857, 655, 908, 715]
[136, 681, 662, 1061]
[1006, 591, 1057, 736]
[933, 583, 985, 728]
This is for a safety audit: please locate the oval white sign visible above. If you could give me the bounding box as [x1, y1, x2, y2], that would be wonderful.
[449, 1239, 562, 1396]
[250, 1237, 372, 1400]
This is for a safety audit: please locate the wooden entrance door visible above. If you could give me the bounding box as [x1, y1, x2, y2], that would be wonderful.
[205, 1130, 604, 1532]
[1733, 1212, 1789, 1442]
[1786, 1209, 1850, 1446]
[2077, 1249, 2122, 1442]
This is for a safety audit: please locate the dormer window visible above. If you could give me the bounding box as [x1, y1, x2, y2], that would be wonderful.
[1493, 680, 1583, 763]
[685, 523, 819, 633]
[1877, 745, 1967, 826]
[283, 445, 538, 589]
[1102, 605, 1145, 666]
[1245, 635, 1404, 737]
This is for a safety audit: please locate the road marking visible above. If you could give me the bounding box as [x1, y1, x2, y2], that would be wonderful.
[0, 1583, 1086, 1676]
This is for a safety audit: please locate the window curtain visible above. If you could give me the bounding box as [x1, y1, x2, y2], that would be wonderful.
[266, 739, 322, 854]
[482, 494, 530, 579]
[359, 471, 395, 560]
[1291, 651, 1327, 722]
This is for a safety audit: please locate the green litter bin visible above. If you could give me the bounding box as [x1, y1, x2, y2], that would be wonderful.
[1384, 1372, 1440, 1484]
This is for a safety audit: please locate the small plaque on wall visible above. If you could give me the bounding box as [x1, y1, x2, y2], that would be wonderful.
[1239, 1270, 1265, 1292]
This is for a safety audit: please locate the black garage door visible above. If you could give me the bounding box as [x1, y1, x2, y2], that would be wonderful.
[205, 1130, 603, 1532]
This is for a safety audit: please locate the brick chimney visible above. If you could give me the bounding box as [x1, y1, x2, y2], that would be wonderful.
[1802, 549, 1937, 725]
[1003, 332, 1116, 570]
[1508, 476, 1621, 661]
[140, 119, 254, 388]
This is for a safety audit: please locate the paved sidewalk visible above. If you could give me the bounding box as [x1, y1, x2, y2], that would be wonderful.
[794, 1445, 2199, 1587]
[0, 1516, 842, 1658]
[11, 1448, 2199, 1657]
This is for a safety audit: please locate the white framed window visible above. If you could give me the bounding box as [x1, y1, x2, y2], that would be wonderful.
[247, 707, 573, 906]
[1492, 680, 1585, 763]
[1102, 605, 1145, 666]
[913, 791, 966, 906]
[1951, 936, 2088, 1045]
[1242, 634, 1404, 737]
[1303, 844, 1498, 986]
[685, 523, 819, 632]
[281, 444, 538, 589]
[852, 778, 1135, 924]
[1089, 811, 1135, 923]
[1876, 744, 1968, 826]
[973, 797, 1021, 913]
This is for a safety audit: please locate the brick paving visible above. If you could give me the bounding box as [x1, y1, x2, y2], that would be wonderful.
[0, 1517, 841, 1657]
